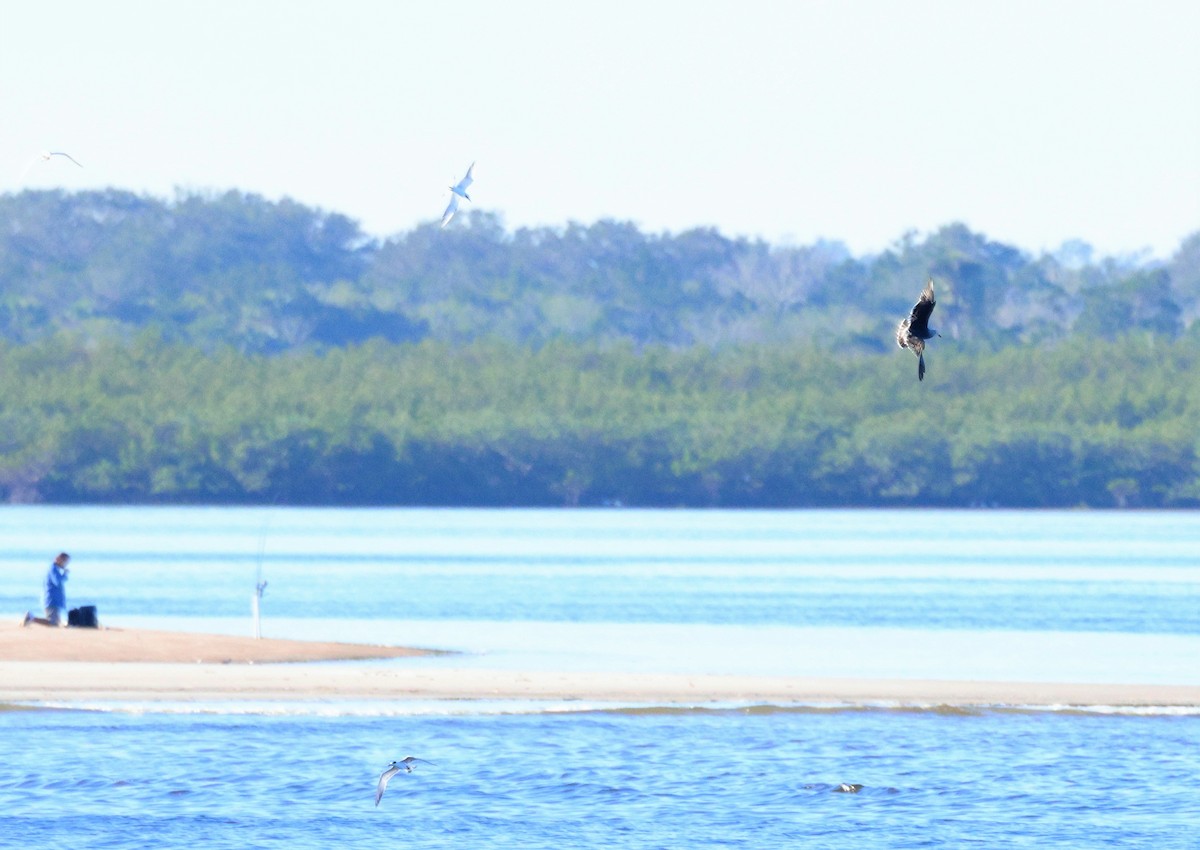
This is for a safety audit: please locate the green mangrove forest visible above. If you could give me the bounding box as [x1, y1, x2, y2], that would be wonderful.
[1, 189, 1197, 507]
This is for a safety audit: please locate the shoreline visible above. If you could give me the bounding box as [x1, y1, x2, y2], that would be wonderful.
[2, 622, 1198, 710]
[0, 620, 444, 664]
[2, 662, 1198, 711]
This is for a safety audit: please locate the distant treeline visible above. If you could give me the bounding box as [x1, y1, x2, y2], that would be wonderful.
[3, 189, 1198, 507]
[2, 335, 1198, 508]
[2, 188, 1198, 354]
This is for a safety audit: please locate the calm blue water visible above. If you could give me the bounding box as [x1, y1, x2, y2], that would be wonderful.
[2, 507, 1198, 633]
[2, 507, 1199, 848]
[1, 507, 1197, 682]
[2, 707, 1199, 849]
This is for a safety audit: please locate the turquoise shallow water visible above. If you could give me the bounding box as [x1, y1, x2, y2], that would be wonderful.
[2, 507, 1198, 636]
[1, 506, 1197, 684]
[1, 507, 1199, 847]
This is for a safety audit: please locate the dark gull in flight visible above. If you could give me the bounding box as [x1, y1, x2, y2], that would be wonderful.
[896, 277, 940, 381]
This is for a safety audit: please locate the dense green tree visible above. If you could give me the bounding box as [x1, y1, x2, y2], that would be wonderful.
[1, 189, 1198, 507]
[0, 334, 1198, 507]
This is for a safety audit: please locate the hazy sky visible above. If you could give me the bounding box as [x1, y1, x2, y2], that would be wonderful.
[2, 0, 1196, 258]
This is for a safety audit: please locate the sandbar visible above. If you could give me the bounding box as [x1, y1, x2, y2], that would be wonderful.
[0, 619, 440, 663]
[2, 621, 1197, 710]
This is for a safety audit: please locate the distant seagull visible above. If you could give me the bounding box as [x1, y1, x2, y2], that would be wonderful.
[20, 150, 83, 180]
[895, 277, 940, 382]
[42, 150, 83, 168]
[440, 161, 475, 227]
[834, 783, 864, 793]
[375, 757, 435, 806]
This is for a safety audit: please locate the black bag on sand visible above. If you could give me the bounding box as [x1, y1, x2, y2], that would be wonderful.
[68, 606, 98, 628]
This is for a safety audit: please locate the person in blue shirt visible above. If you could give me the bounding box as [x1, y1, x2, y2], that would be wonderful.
[22, 552, 71, 627]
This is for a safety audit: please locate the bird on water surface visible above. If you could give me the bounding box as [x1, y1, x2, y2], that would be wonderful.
[375, 757, 436, 806]
[896, 277, 940, 381]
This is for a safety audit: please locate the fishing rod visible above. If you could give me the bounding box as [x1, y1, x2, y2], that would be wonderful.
[252, 506, 272, 639]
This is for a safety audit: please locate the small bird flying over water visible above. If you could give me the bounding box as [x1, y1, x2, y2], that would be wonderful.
[895, 277, 940, 381]
[440, 161, 475, 227]
[20, 150, 83, 180]
[375, 757, 436, 806]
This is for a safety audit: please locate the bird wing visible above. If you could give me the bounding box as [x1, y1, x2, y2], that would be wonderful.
[375, 766, 398, 806]
[50, 152, 83, 168]
[440, 195, 459, 227]
[895, 319, 926, 357]
[907, 279, 936, 335]
[456, 162, 475, 193]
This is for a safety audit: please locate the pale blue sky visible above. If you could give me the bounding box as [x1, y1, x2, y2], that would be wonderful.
[2, 0, 1196, 258]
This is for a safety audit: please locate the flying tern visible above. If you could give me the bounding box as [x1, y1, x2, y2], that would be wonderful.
[375, 757, 435, 806]
[440, 161, 475, 227]
[20, 150, 83, 180]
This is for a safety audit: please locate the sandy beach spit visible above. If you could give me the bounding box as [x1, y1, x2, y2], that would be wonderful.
[0, 619, 438, 663]
[2, 621, 1197, 709]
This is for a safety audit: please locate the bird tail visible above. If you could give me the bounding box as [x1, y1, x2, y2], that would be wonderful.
[918, 353, 926, 381]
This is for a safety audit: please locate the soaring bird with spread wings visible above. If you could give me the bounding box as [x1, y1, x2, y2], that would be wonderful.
[20, 150, 83, 180]
[374, 757, 435, 807]
[896, 277, 940, 382]
[440, 162, 475, 227]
